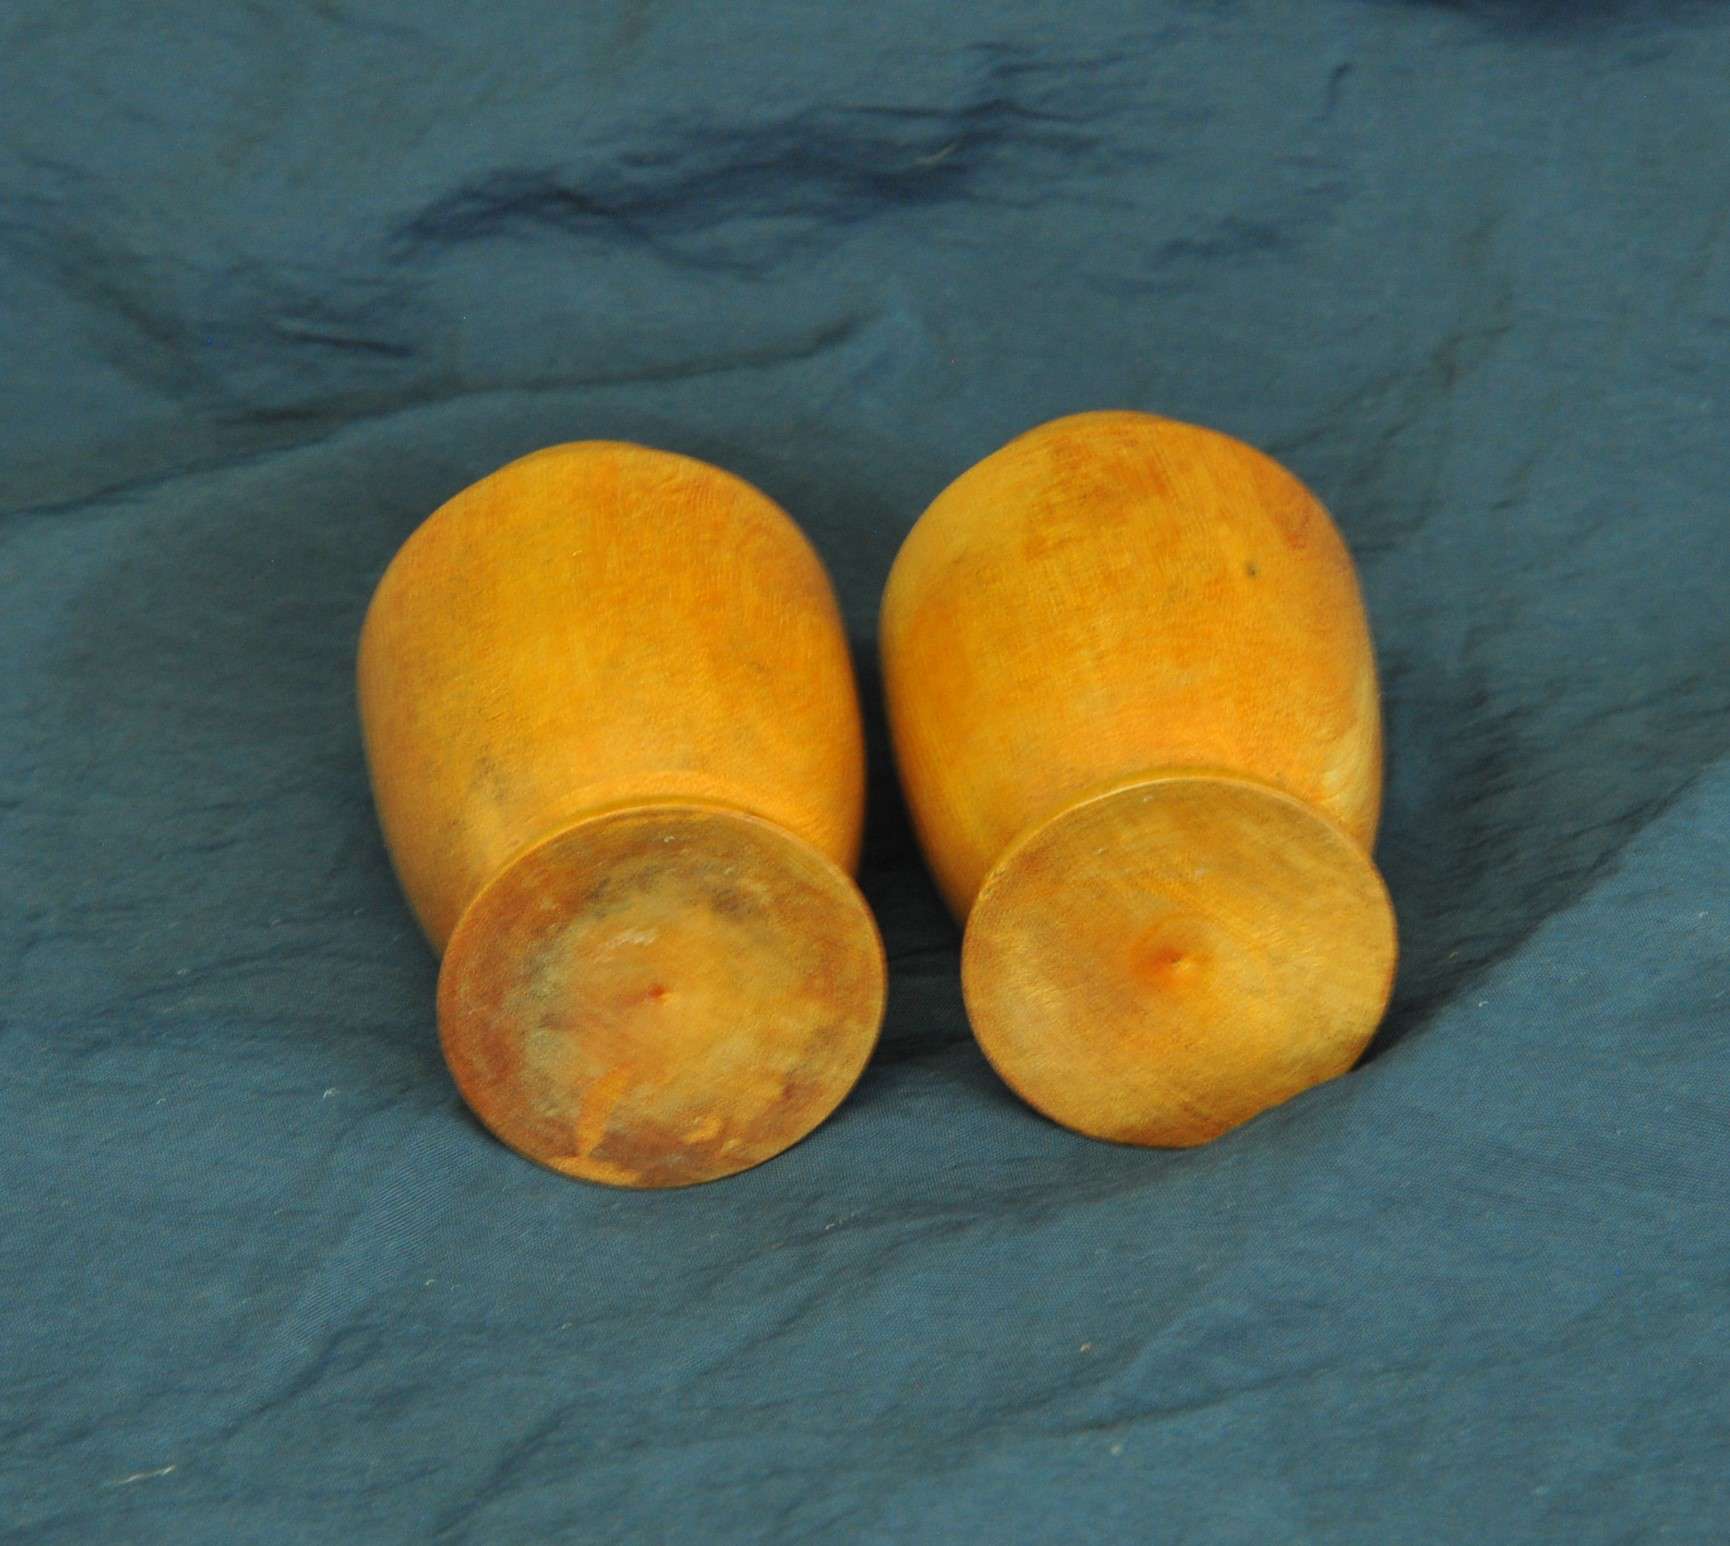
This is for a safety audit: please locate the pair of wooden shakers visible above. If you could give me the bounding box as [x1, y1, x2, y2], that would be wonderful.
[358, 411, 1397, 1187]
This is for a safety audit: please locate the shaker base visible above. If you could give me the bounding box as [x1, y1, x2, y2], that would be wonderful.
[962, 772, 1397, 1148]
[438, 803, 886, 1187]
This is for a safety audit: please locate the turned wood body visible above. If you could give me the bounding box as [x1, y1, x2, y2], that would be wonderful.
[881, 411, 1396, 1147]
[359, 442, 884, 1186]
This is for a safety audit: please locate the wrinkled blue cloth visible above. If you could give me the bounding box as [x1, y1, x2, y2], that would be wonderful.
[3, 2, 1728, 1540]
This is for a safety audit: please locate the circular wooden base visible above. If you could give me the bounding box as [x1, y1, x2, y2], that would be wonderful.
[438, 804, 885, 1187]
[962, 773, 1397, 1147]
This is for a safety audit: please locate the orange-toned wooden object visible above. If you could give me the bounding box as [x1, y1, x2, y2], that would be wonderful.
[881, 411, 1397, 1147]
[359, 442, 885, 1187]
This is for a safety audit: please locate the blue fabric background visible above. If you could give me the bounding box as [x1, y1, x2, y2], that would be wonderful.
[4, 1, 1728, 1539]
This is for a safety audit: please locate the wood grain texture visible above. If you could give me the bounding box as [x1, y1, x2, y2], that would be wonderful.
[881, 411, 1396, 1147]
[359, 442, 884, 1185]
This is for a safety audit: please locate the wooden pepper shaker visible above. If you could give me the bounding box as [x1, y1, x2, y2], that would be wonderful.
[360, 443, 885, 1186]
[881, 411, 1396, 1146]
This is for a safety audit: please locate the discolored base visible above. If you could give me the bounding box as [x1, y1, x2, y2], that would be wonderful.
[962, 773, 1397, 1148]
[438, 804, 886, 1187]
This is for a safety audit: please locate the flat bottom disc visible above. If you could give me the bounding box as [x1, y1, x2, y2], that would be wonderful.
[962, 773, 1397, 1147]
[438, 804, 885, 1186]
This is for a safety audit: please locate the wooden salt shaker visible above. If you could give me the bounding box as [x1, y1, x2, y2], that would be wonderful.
[360, 443, 885, 1186]
[881, 411, 1397, 1146]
